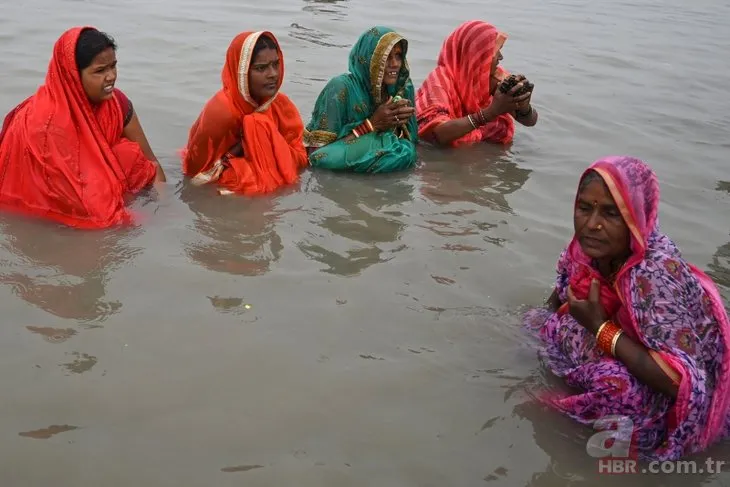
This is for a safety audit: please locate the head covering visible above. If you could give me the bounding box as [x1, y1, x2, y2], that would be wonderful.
[182, 31, 307, 195]
[223, 31, 283, 115]
[416, 20, 514, 146]
[305, 26, 416, 145]
[531, 156, 730, 461]
[0, 26, 156, 228]
[302, 26, 418, 173]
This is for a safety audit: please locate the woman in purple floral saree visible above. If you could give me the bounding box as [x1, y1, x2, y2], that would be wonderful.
[524, 156, 730, 461]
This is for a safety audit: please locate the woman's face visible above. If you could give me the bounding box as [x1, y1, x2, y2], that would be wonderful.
[249, 47, 280, 103]
[489, 48, 503, 94]
[81, 47, 117, 104]
[382, 42, 404, 86]
[490, 48, 503, 76]
[573, 177, 631, 263]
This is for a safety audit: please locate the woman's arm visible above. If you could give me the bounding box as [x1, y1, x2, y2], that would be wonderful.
[546, 287, 562, 312]
[225, 140, 244, 158]
[122, 110, 166, 182]
[612, 334, 679, 398]
[514, 105, 538, 127]
[428, 105, 501, 146]
[428, 86, 530, 146]
[567, 281, 679, 398]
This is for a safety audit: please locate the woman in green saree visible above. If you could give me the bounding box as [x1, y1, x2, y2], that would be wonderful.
[303, 26, 418, 173]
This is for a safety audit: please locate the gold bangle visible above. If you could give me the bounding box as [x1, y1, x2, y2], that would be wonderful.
[365, 119, 374, 132]
[611, 330, 623, 357]
[595, 321, 610, 339]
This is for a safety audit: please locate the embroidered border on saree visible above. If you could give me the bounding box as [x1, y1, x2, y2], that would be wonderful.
[303, 129, 337, 147]
[238, 31, 279, 113]
[370, 32, 407, 102]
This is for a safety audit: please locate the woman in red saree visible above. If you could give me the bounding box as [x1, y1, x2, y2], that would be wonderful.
[0, 27, 165, 229]
[181, 31, 308, 196]
[415, 20, 539, 147]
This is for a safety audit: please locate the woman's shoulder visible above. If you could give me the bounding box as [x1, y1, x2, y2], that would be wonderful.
[418, 66, 454, 90]
[633, 233, 698, 292]
[112, 88, 134, 126]
[316, 74, 352, 96]
[272, 92, 303, 118]
[273, 91, 295, 107]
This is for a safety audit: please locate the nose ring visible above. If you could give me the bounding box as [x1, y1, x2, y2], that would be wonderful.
[596, 224, 603, 230]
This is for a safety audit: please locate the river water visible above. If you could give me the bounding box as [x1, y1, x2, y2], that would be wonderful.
[1, 0, 729, 485]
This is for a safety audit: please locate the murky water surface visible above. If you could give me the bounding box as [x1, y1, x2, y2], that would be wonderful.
[1, 0, 729, 485]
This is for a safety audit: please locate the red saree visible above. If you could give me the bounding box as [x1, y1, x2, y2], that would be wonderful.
[0, 27, 157, 229]
[415, 20, 515, 147]
[181, 31, 308, 195]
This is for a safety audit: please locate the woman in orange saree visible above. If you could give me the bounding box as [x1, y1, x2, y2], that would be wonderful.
[182, 31, 308, 195]
[0, 27, 165, 229]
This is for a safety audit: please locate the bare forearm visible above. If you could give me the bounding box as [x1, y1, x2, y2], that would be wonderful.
[227, 140, 244, 158]
[154, 163, 166, 182]
[430, 105, 499, 146]
[613, 333, 678, 398]
[546, 288, 561, 312]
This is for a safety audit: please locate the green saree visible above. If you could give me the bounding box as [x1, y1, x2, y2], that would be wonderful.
[303, 26, 418, 173]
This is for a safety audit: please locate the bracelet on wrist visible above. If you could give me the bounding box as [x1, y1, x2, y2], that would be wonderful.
[352, 118, 375, 138]
[596, 320, 623, 357]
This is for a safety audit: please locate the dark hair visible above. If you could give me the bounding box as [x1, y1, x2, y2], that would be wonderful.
[75, 28, 117, 72]
[252, 34, 277, 60]
[578, 169, 604, 192]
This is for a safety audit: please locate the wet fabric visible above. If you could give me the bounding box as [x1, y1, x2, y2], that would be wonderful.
[415, 20, 515, 146]
[181, 31, 307, 195]
[303, 26, 418, 173]
[524, 156, 730, 461]
[0, 26, 157, 228]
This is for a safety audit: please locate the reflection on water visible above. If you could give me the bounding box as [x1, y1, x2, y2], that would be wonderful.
[709, 181, 730, 300]
[515, 399, 727, 487]
[417, 147, 531, 249]
[0, 216, 139, 323]
[2, 0, 730, 484]
[709, 242, 730, 294]
[297, 170, 413, 276]
[178, 182, 287, 277]
[419, 147, 531, 211]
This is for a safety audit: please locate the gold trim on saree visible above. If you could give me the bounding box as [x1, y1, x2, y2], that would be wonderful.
[190, 159, 227, 186]
[593, 167, 644, 250]
[303, 129, 337, 148]
[238, 31, 279, 113]
[370, 32, 406, 103]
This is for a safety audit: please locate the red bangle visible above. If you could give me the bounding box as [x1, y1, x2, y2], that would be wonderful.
[596, 321, 622, 356]
[354, 119, 374, 136]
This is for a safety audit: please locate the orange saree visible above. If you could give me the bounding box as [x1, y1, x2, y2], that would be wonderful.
[0, 27, 157, 228]
[181, 31, 308, 195]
